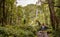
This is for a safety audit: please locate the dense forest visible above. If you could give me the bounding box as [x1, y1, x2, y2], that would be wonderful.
[0, 0, 60, 37]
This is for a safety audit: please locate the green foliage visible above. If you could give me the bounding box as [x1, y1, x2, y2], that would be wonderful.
[0, 25, 36, 37]
[1, 0, 60, 37]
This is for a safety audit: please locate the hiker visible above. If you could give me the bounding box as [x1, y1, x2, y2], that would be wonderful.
[40, 23, 49, 37]
[40, 23, 48, 31]
[37, 23, 49, 37]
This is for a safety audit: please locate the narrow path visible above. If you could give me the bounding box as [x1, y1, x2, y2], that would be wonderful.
[37, 31, 49, 37]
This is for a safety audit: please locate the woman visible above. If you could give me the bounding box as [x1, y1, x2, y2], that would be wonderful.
[37, 23, 49, 37]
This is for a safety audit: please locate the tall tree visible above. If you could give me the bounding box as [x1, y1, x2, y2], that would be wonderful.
[2, 0, 6, 25]
[0, 0, 16, 26]
[47, 0, 59, 30]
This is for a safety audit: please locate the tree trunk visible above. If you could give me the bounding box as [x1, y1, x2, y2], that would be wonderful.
[2, 0, 5, 26]
[47, 0, 59, 30]
[47, 0, 56, 30]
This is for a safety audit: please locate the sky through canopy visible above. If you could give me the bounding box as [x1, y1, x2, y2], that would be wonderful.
[17, 0, 38, 6]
